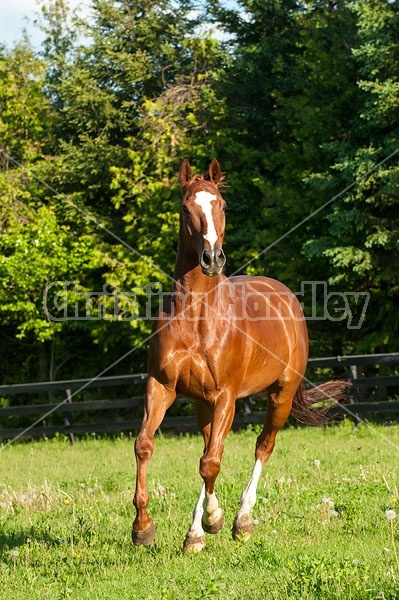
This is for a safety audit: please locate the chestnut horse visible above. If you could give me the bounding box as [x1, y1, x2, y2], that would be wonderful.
[132, 159, 346, 552]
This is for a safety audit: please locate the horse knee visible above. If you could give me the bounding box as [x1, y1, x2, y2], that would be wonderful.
[133, 488, 149, 511]
[135, 432, 154, 461]
[200, 455, 221, 482]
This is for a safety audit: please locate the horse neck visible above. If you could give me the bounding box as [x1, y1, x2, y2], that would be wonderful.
[173, 241, 223, 297]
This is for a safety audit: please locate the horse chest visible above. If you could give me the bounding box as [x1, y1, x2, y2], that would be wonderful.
[175, 350, 222, 399]
[156, 338, 221, 399]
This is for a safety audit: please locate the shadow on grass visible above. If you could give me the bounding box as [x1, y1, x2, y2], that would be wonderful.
[0, 527, 64, 552]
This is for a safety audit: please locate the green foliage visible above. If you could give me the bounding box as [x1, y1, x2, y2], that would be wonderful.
[108, 35, 227, 298]
[0, 44, 54, 160]
[0, 199, 98, 341]
[0, 0, 223, 381]
[304, 0, 399, 352]
[1, 0, 399, 385]
[0, 43, 100, 365]
[208, 0, 362, 354]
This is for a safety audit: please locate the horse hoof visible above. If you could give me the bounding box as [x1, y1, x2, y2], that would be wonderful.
[202, 510, 225, 535]
[132, 522, 155, 547]
[232, 515, 254, 542]
[183, 534, 206, 553]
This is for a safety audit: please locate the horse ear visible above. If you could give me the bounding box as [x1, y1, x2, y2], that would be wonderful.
[179, 160, 192, 188]
[208, 158, 222, 185]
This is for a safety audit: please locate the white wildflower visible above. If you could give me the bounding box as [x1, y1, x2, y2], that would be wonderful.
[322, 496, 334, 508]
[385, 509, 396, 521]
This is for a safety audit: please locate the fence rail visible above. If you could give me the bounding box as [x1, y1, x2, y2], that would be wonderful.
[0, 353, 398, 441]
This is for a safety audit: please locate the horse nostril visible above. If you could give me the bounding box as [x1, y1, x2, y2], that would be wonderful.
[201, 248, 226, 272]
[201, 250, 211, 267]
[215, 248, 226, 266]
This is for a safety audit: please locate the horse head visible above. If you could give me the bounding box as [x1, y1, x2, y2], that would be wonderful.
[179, 158, 227, 277]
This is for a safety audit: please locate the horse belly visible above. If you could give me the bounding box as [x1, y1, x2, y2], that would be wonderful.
[229, 277, 308, 397]
[235, 355, 289, 399]
[233, 321, 298, 398]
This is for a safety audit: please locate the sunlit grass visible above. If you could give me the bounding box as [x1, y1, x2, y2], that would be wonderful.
[1, 421, 399, 599]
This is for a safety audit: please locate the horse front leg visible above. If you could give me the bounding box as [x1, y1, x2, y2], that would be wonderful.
[132, 377, 175, 547]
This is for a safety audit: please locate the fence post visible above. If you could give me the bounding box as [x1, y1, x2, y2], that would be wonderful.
[64, 388, 75, 445]
[348, 364, 361, 423]
[348, 364, 358, 400]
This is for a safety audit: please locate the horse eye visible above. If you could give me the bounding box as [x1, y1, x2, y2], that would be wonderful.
[182, 205, 190, 216]
[222, 204, 227, 212]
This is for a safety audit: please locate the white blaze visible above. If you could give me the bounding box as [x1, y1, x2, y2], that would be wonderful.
[194, 190, 218, 247]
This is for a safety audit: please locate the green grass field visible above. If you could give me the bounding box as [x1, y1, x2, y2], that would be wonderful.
[1, 420, 399, 599]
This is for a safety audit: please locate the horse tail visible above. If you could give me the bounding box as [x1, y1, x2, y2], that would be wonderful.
[291, 380, 351, 425]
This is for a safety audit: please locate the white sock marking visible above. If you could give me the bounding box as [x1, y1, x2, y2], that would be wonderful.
[194, 190, 218, 247]
[187, 484, 205, 538]
[237, 459, 263, 518]
[203, 489, 223, 526]
[204, 490, 219, 515]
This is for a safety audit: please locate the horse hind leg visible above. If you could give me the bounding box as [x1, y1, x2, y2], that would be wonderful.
[184, 402, 211, 552]
[184, 481, 226, 553]
[232, 381, 296, 542]
[199, 394, 236, 536]
[183, 484, 207, 553]
[184, 393, 234, 552]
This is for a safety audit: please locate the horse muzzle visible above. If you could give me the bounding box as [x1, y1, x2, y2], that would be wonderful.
[200, 247, 226, 277]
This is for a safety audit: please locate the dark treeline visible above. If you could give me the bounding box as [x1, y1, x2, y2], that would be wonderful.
[0, 0, 398, 387]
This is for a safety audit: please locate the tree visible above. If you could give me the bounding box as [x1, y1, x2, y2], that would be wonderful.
[0, 43, 101, 382]
[0, 0, 228, 383]
[208, 0, 359, 354]
[305, 0, 399, 352]
[2, 0, 398, 391]
[107, 36, 228, 326]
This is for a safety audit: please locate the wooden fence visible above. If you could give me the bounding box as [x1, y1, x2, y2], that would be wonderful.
[0, 353, 398, 441]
